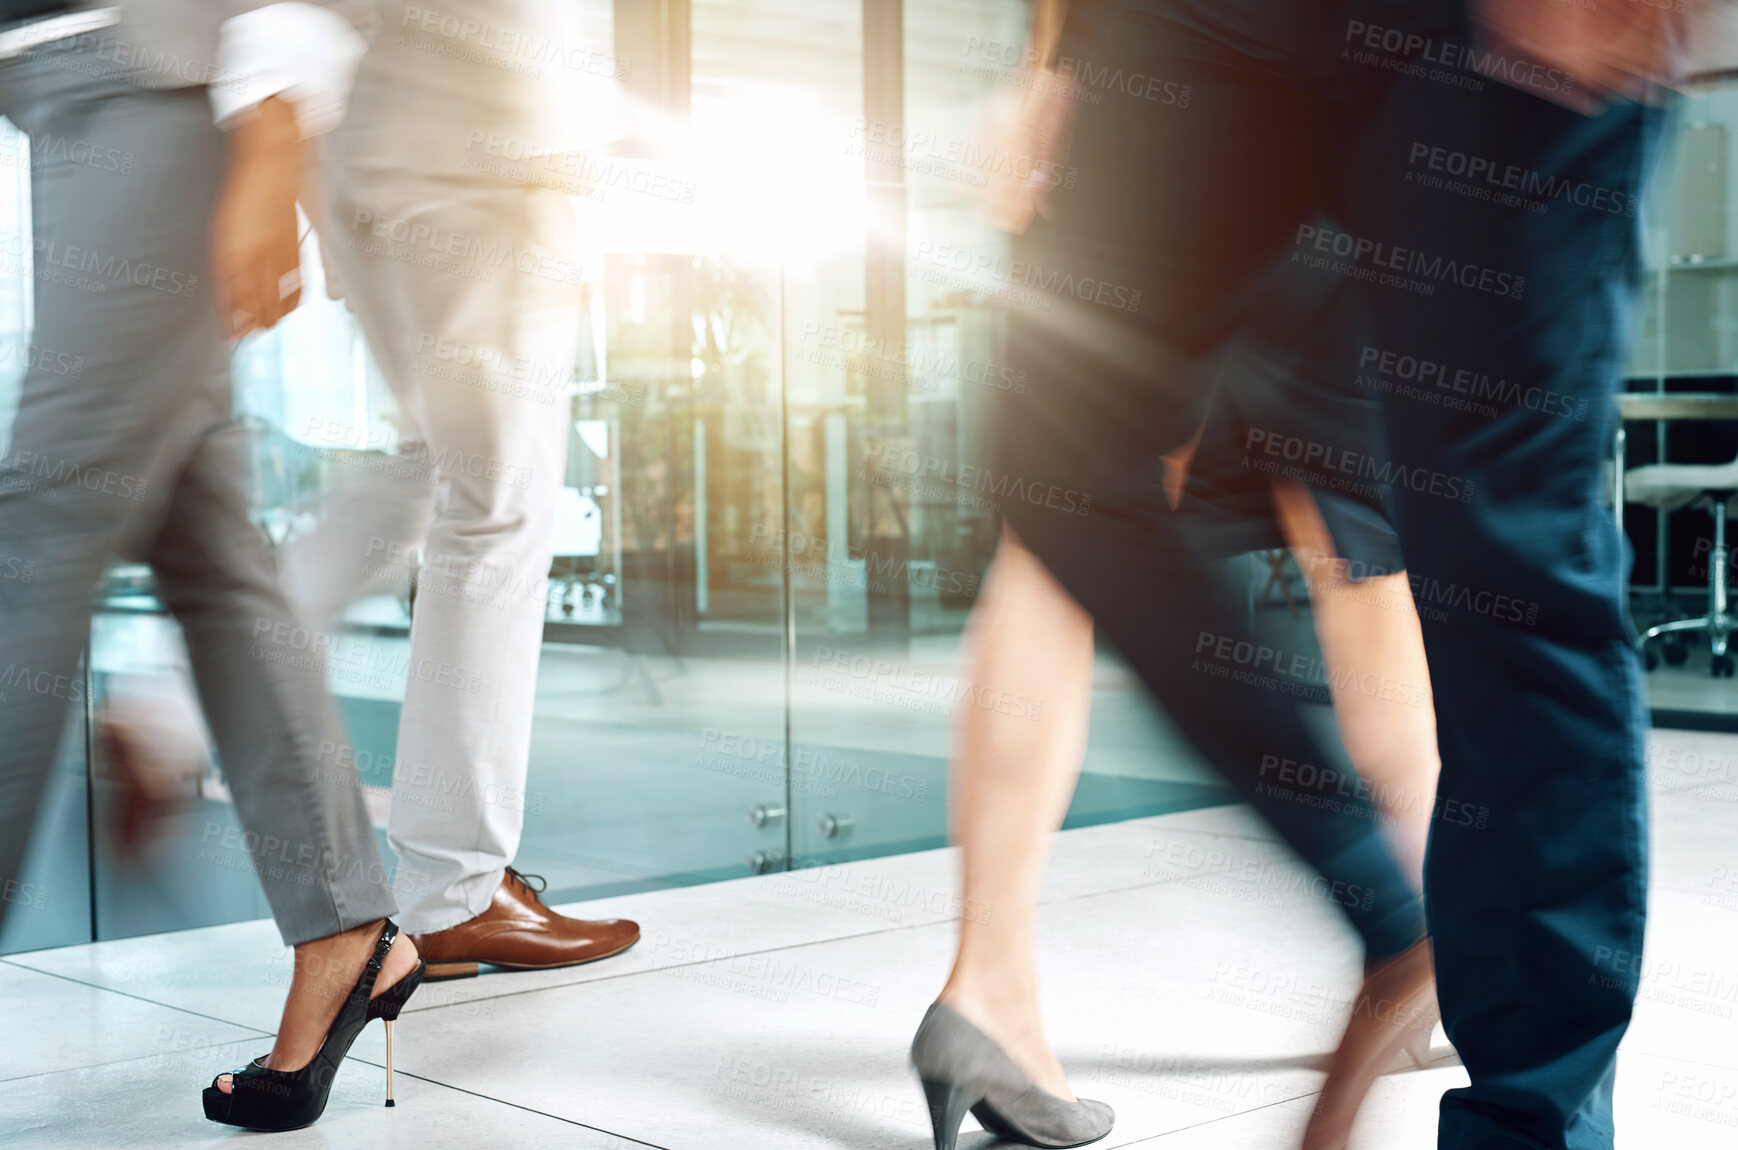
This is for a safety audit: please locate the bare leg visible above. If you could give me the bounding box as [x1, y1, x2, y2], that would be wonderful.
[216, 922, 420, 1092]
[937, 527, 1095, 1102]
[1271, 483, 1439, 887]
[1270, 483, 1444, 1150]
[932, 496, 1437, 1110]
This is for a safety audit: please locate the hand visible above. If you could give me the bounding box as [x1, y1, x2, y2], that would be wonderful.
[1473, 0, 1698, 112]
[983, 64, 1083, 235]
[211, 96, 305, 338]
[982, 0, 1077, 235]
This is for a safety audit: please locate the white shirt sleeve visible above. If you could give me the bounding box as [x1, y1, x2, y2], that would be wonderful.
[209, 3, 370, 137]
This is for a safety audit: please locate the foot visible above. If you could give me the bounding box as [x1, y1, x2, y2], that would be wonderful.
[912, 1002, 1114, 1149]
[1301, 938, 1436, 1150]
[216, 919, 419, 1094]
[937, 985, 1077, 1102]
[407, 868, 639, 980]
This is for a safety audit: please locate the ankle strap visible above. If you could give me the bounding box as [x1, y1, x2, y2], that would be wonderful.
[357, 919, 398, 1001]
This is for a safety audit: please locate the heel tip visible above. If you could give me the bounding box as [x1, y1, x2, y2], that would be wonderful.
[384, 1099, 395, 1108]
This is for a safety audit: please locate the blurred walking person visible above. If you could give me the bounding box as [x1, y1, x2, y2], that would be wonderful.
[0, 0, 426, 1131]
[913, 266, 1441, 1150]
[911, 1, 1694, 1148]
[289, 0, 639, 979]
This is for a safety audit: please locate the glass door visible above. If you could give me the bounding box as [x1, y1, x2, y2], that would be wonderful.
[780, 0, 1232, 875]
[0, 0, 1252, 958]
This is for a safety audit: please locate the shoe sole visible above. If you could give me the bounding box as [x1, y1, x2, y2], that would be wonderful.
[421, 935, 640, 982]
[202, 1084, 321, 1132]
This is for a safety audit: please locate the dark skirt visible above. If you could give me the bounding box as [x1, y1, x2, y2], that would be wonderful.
[991, 0, 1403, 579]
[1178, 260, 1406, 578]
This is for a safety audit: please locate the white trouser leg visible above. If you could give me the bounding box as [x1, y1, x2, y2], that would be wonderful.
[321, 168, 578, 932]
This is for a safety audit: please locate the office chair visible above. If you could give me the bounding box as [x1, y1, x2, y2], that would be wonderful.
[1627, 454, 1738, 676]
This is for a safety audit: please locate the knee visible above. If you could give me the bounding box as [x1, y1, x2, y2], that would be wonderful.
[421, 498, 556, 587]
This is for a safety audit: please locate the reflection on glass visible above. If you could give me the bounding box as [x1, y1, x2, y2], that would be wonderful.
[11, 8, 1729, 956]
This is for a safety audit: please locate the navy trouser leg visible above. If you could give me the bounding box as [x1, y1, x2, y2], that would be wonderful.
[1354, 60, 1668, 1149]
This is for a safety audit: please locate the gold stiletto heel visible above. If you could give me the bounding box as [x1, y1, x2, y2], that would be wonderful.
[384, 1019, 396, 1107]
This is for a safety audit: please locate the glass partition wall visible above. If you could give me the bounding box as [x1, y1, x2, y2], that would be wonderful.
[1626, 78, 1738, 718]
[13, 4, 1728, 956]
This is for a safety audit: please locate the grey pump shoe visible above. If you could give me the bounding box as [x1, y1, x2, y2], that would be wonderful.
[910, 1002, 1115, 1150]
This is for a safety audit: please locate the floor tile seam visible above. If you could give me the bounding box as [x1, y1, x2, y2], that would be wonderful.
[0, 962, 278, 1043]
[0, 1027, 275, 1087]
[318, 1066, 677, 1149]
[2, 864, 1284, 1039]
[1100, 1087, 1325, 1146]
[397, 870, 1318, 1014]
[0, 1058, 674, 1150]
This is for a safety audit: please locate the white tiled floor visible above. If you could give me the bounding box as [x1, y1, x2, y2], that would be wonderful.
[5, 729, 1738, 1149]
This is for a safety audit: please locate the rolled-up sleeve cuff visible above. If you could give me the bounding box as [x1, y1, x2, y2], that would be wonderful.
[210, 3, 368, 137]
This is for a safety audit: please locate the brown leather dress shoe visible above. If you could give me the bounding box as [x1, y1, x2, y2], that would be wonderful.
[408, 868, 640, 981]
